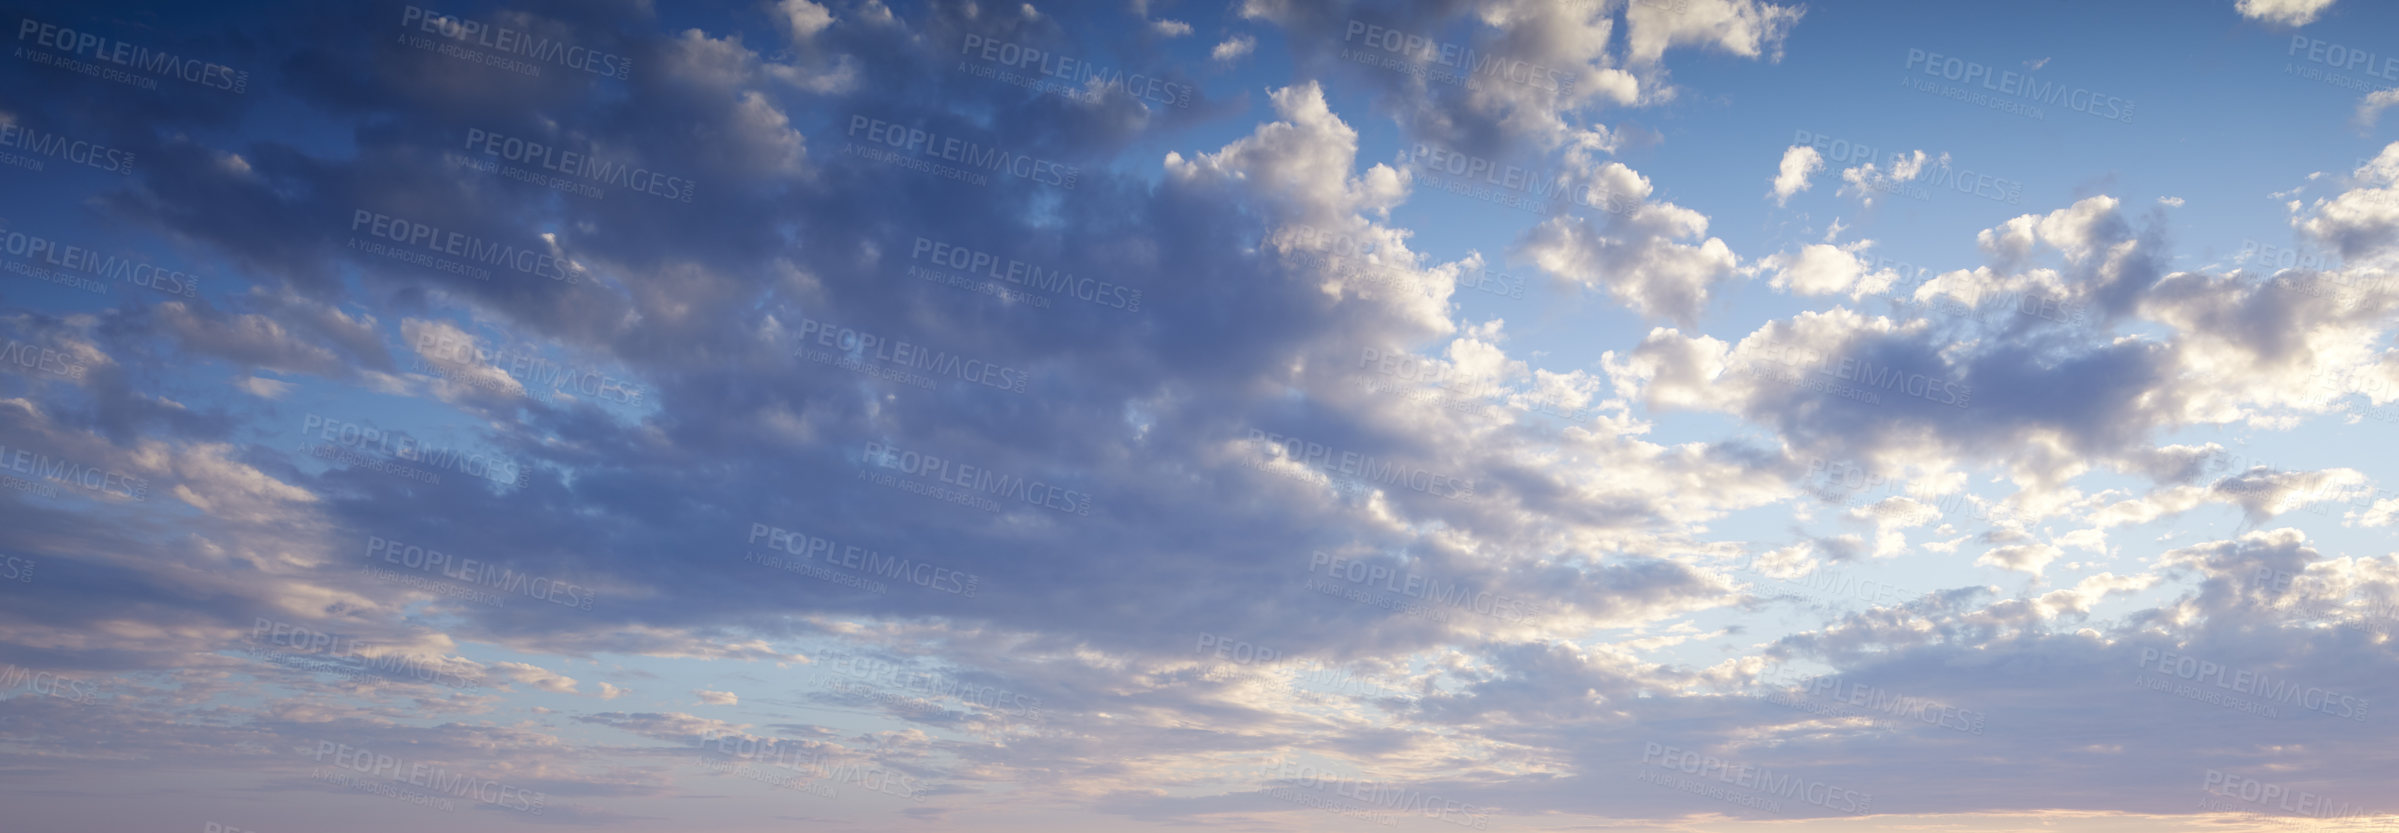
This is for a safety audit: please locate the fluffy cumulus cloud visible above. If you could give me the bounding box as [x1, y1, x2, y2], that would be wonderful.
[1771, 144, 1823, 205]
[5, 1, 2399, 832]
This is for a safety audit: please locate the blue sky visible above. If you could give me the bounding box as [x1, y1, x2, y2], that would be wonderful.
[5, 0, 2399, 830]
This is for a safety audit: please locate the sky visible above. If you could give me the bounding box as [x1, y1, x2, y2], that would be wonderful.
[3, 0, 2399, 830]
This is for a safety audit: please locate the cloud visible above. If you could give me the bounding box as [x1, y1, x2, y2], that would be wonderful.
[1770, 145, 1823, 205]
[695, 689, 739, 706]
[2360, 89, 2399, 126]
[1761, 241, 1904, 299]
[1212, 34, 1256, 62]
[2235, 0, 2338, 26]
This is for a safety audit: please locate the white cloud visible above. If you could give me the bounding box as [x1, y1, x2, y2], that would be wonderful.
[1770, 145, 1822, 205]
[2361, 89, 2399, 126]
[1211, 34, 1255, 63]
[2236, 0, 2337, 26]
